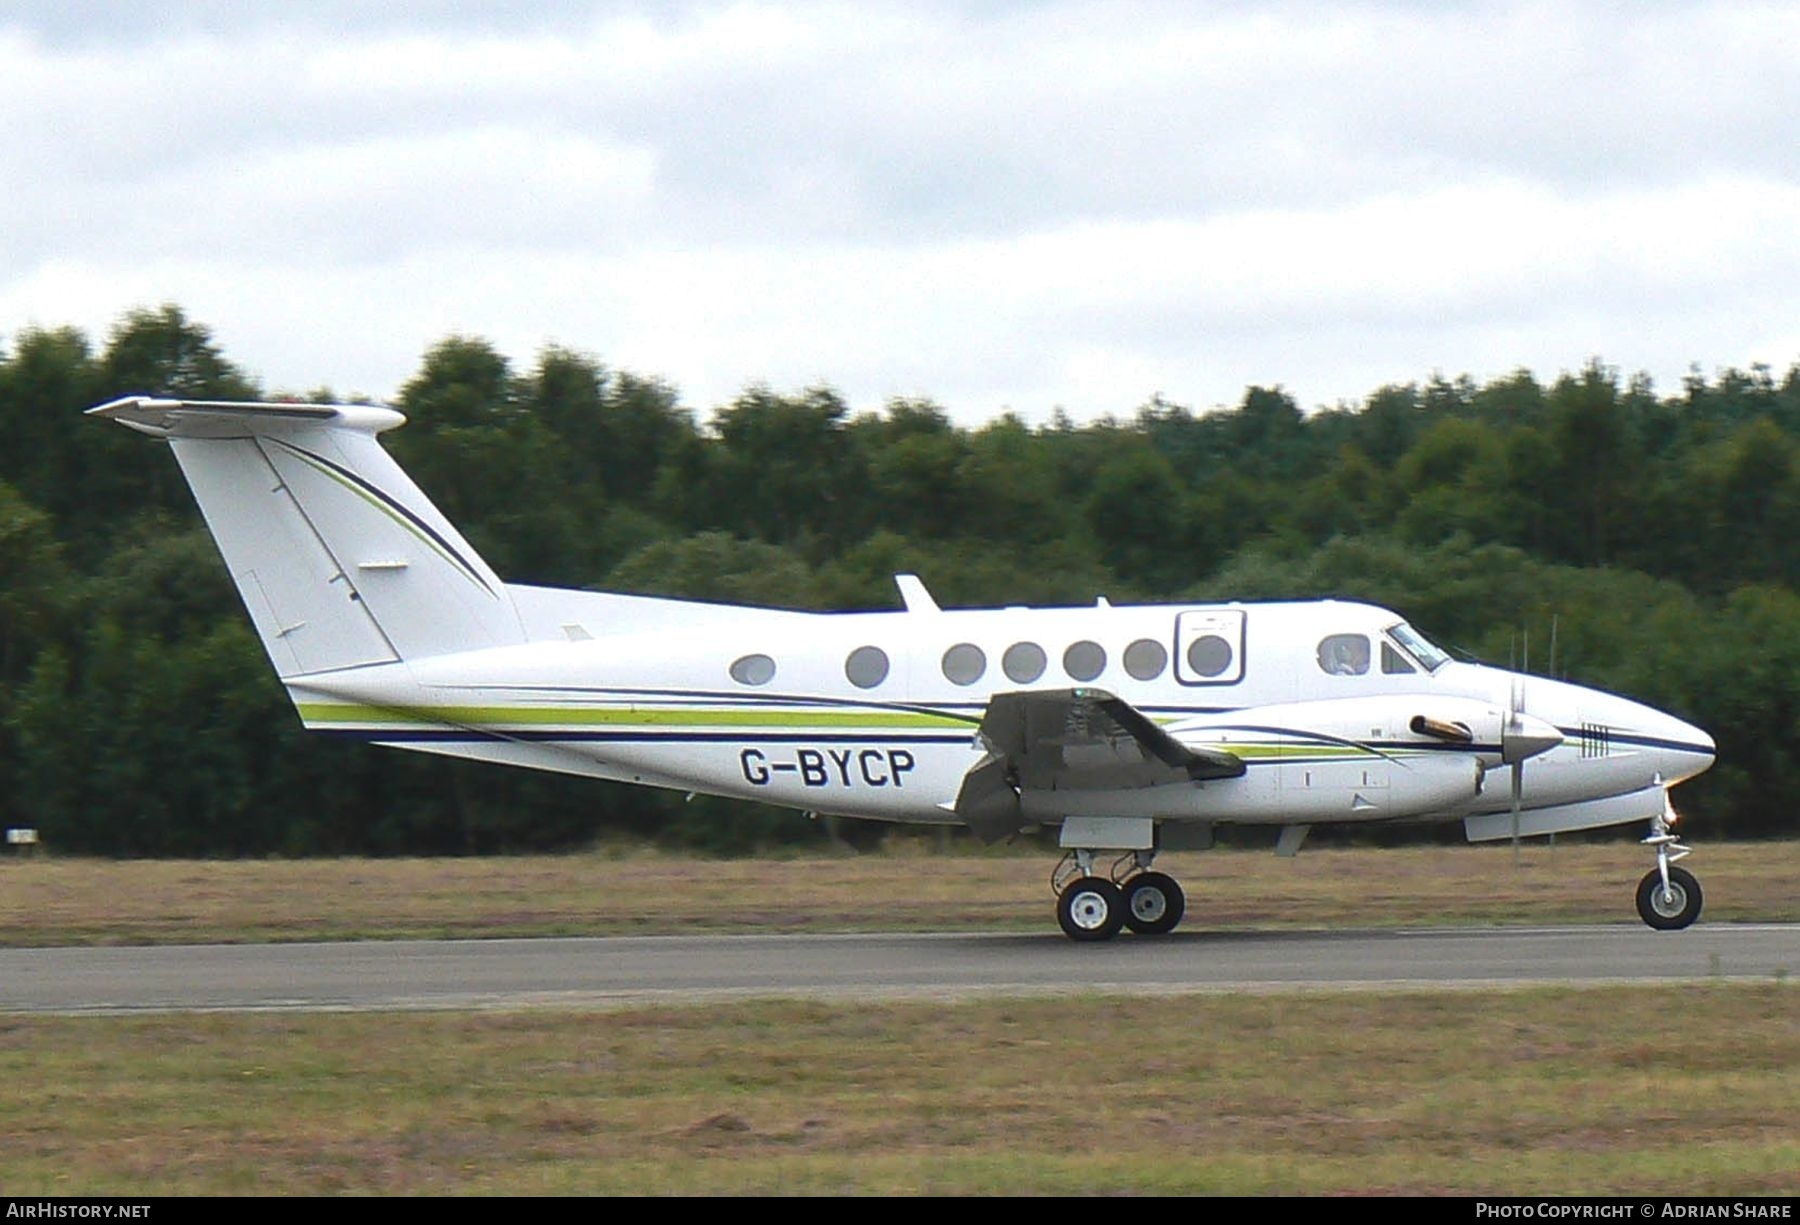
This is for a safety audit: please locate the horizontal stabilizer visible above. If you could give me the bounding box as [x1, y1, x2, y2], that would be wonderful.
[88, 396, 404, 438]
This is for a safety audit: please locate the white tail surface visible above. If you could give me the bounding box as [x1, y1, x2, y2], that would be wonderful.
[91, 398, 524, 676]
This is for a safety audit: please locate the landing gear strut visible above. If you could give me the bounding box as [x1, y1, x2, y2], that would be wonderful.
[1636, 800, 1702, 930]
[1052, 849, 1186, 941]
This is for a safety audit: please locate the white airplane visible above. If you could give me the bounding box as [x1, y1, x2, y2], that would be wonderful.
[92, 395, 1717, 941]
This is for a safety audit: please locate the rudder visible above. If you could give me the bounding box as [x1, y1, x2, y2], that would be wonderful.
[90, 397, 524, 676]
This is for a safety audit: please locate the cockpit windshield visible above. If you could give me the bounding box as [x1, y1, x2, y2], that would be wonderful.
[1386, 622, 1449, 674]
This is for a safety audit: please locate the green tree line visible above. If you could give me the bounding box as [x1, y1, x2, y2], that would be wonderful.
[3, 304, 1798, 854]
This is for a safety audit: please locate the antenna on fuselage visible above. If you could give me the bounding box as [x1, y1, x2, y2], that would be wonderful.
[1508, 674, 1525, 866]
[1513, 628, 1529, 863]
[894, 574, 940, 614]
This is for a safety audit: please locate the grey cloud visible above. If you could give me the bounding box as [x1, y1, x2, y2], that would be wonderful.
[4, 1, 1797, 421]
[14, 3, 1798, 256]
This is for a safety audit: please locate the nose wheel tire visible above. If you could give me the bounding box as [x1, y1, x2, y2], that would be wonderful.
[1057, 877, 1125, 942]
[1636, 865, 1702, 930]
[1122, 872, 1186, 936]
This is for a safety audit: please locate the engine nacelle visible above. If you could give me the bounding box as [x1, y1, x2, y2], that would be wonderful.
[1019, 749, 1481, 824]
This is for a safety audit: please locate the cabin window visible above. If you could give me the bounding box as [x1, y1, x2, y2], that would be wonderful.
[1175, 610, 1245, 685]
[1317, 634, 1370, 676]
[942, 643, 987, 686]
[729, 653, 776, 686]
[845, 645, 890, 688]
[1185, 635, 1233, 678]
[1063, 640, 1106, 681]
[1003, 642, 1046, 683]
[1123, 638, 1168, 680]
[1380, 641, 1416, 675]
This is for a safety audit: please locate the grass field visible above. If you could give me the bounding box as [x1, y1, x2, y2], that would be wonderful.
[1, 985, 1795, 1195]
[2, 838, 1796, 946]
[1, 841, 1795, 1196]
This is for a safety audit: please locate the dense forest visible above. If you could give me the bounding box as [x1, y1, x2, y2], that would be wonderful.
[3, 304, 1799, 855]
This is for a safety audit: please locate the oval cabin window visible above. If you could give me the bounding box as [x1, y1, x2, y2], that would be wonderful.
[845, 645, 890, 689]
[1063, 640, 1106, 682]
[1003, 642, 1047, 683]
[942, 643, 987, 686]
[729, 653, 777, 686]
[1123, 638, 1168, 680]
[1186, 635, 1233, 678]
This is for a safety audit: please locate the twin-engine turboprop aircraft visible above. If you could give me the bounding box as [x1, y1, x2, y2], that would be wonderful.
[92, 396, 1717, 940]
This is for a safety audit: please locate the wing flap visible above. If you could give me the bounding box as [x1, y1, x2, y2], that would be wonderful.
[1087, 693, 1243, 778]
[952, 688, 1244, 842]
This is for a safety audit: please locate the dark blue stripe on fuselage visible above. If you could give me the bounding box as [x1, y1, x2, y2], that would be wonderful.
[317, 729, 977, 745]
[1555, 727, 1712, 756]
[316, 728, 1421, 772]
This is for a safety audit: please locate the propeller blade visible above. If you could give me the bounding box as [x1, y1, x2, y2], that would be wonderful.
[1511, 758, 1523, 865]
[1501, 675, 1560, 865]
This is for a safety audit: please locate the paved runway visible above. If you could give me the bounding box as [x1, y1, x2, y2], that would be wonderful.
[3, 924, 1797, 1014]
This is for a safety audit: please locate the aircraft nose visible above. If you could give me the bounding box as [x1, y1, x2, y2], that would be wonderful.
[1646, 709, 1715, 784]
[1679, 717, 1715, 773]
[1690, 720, 1715, 759]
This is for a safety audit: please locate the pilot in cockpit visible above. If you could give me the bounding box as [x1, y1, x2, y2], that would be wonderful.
[1319, 634, 1370, 676]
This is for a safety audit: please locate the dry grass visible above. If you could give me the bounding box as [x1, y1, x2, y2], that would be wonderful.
[0, 838, 1794, 946]
[2, 843, 1794, 1196]
[0, 984, 1794, 1195]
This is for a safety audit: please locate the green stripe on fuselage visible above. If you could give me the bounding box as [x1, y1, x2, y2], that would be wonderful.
[294, 702, 974, 730]
[292, 702, 1431, 760]
[1213, 743, 1384, 760]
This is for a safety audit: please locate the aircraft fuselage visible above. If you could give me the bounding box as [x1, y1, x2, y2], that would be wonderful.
[291, 592, 1714, 838]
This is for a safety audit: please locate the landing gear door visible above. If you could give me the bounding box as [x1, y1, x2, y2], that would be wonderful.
[1174, 609, 1246, 686]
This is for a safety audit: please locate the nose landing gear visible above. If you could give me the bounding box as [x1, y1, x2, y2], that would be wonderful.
[1636, 799, 1702, 930]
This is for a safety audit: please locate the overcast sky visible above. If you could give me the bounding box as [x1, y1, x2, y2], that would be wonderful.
[4, 1, 1798, 423]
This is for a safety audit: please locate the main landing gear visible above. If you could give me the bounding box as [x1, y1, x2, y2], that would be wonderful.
[1053, 850, 1186, 942]
[1636, 802, 1702, 930]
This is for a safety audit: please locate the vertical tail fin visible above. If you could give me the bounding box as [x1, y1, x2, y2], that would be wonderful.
[89, 397, 524, 676]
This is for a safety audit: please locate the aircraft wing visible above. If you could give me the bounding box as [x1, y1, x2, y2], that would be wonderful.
[954, 688, 1244, 842]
